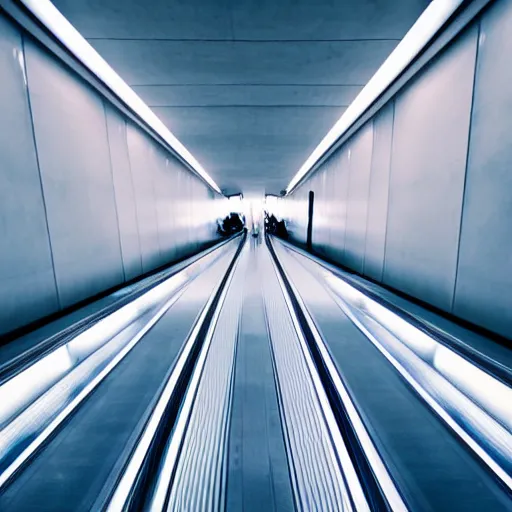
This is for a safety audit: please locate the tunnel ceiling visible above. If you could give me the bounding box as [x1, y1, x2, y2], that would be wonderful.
[51, 0, 430, 196]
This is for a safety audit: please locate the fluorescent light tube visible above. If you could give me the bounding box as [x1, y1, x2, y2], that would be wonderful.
[20, 0, 222, 193]
[286, 0, 464, 194]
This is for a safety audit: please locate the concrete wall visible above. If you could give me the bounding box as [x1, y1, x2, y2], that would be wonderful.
[0, 12, 221, 336]
[282, 0, 512, 338]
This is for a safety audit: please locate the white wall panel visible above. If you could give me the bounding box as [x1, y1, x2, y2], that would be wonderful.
[321, 160, 337, 260]
[0, 14, 220, 335]
[189, 175, 204, 251]
[313, 168, 330, 256]
[364, 102, 394, 282]
[383, 27, 478, 312]
[153, 148, 178, 264]
[0, 17, 59, 334]
[191, 180, 211, 247]
[281, 13, 512, 337]
[285, 185, 307, 245]
[328, 147, 350, 263]
[173, 166, 190, 260]
[294, 189, 309, 246]
[299, 188, 309, 246]
[454, 0, 512, 337]
[344, 122, 373, 274]
[105, 107, 142, 281]
[126, 124, 162, 273]
[25, 40, 124, 309]
[199, 186, 215, 244]
[183, 172, 196, 253]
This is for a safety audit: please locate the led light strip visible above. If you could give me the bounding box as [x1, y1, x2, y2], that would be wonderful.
[19, 0, 221, 194]
[328, 291, 512, 491]
[270, 240, 408, 511]
[274, 240, 512, 491]
[106, 265, 230, 511]
[286, 0, 464, 193]
[146, 243, 243, 512]
[279, 235, 512, 432]
[267, 245, 370, 512]
[0, 287, 187, 490]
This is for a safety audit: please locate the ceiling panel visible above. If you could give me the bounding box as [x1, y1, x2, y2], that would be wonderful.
[53, 0, 428, 40]
[132, 85, 362, 107]
[50, 0, 233, 39]
[52, 0, 431, 195]
[231, 0, 431, 40]
[90, 39, 399, 86]
[153, 105, 345, 194]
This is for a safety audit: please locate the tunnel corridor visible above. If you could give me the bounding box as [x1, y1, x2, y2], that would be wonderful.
[0, 0, 511, 510]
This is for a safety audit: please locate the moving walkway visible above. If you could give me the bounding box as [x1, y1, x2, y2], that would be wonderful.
[0, 234, 510, 511]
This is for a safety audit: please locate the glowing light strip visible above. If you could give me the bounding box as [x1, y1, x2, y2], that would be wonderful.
[286, 0, 464, 193]
[0, 289, 185, 490]
[318, 269, 512, 433]
[268, 246, 370, 511]
[272, 238, 512, 491]
[107, 283, 221, 511]
[271, 241, 407, 511]
[328, 289, 512, 492]
[147, 245, 242, 512]
[0, 242, 233, 490]
[19, 0, 221, 193]
[278, 240, 512, 489]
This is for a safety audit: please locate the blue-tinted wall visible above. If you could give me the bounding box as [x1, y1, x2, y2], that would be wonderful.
[0, 12, 222, 335]
[281, 0, 512, 338]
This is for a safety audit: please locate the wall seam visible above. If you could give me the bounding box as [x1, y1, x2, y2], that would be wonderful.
[325, 161, 333, 255]
[164, 158, 178, 262]
[320, 170, 328, 255]
[342, 144, 354, 263]
[150, 147, 165, 264]
[450, 21, 481, 313]
[361, 120, 376, 276]
[21, 35, 61, 309]
[323, 161, 331, 254]
[124, 126, 146, 273]
[103, 101, 127, 283]
[124, 121, 144, 274]
[284, 1, 492, 195]
[332, 155, 342, 258]
[380, 100, 396, 284]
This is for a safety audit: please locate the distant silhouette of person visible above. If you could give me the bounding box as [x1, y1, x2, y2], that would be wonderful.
[265, 213, 277, 233]
[275, 219, 288, 239]
[264, 212, 288, 239]
[218, 212, 245, 236]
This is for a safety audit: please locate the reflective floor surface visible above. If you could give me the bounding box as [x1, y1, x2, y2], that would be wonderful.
[0, 234, 510, 511]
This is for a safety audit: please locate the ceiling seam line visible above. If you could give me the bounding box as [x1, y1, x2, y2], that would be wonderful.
[85, 38, 402, 43]
[150, 105, 350, 108]
[129, 84, 366, 87]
